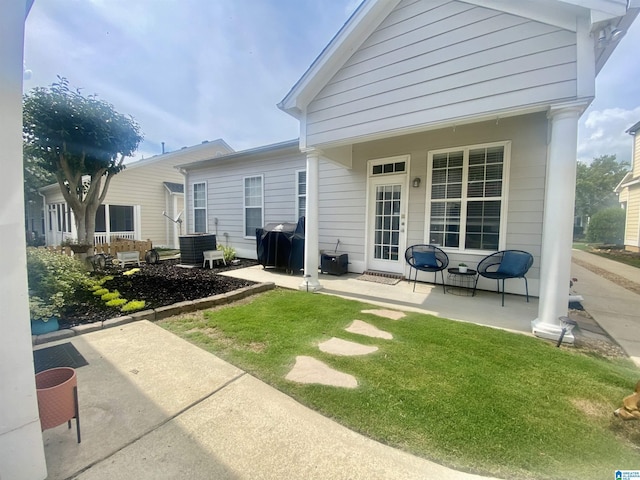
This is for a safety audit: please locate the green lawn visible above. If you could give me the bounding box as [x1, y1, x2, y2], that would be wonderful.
[159, 289, 639, 480]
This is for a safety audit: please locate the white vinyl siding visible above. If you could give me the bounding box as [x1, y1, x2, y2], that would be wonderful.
[306, 0, 577, 146]
[244, 176, 264, 238]
[296, 170, 306, 220]
[193, 182, 207, 233]
[184, 148, 305, 260]
[426, 142, 509, 252]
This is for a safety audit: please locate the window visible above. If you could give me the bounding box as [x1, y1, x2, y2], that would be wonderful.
[193, 182, 207, 233]
[427, 143, 508, 251]
[371, 161, 406, 175]
[109, 205, 134, 232]
[48, 203, 72, 233]
[296, 170, 306, 219]
[244, 175, 263, 237]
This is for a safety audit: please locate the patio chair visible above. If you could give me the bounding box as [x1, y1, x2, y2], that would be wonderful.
[405, 245, 449, 293]
[473, 250, 533, 306]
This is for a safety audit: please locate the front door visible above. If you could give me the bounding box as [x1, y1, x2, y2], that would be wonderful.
[367, 172, 407, 274]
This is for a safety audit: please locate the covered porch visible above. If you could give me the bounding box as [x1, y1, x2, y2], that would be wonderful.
[275, 0, 640, 343]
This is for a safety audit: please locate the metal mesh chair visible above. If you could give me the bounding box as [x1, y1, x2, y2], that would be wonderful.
[405, 245, 449, 293]
[472, 250, 533, 306]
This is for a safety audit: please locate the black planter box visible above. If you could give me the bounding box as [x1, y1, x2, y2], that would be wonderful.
[320, 252, 348, 275]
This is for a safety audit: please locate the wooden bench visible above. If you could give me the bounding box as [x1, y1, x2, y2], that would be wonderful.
[116, 251, 141, 267]
[203, 250, 226, 268]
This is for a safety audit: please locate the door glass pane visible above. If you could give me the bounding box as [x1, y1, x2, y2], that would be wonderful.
[373, 184, 402, 261]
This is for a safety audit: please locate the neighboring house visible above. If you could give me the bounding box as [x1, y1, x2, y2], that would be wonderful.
[39, 139, 232, 249]
[181, 0, 638, 343]
[616, 120, 640, 251]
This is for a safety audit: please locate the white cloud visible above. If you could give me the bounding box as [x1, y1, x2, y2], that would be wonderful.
[577, 106, 639, 164]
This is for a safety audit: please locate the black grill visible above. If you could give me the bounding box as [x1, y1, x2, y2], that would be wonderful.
[256, 217, 305, 274]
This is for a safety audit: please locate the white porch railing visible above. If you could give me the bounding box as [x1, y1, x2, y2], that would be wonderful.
[94, 231, 136, 245]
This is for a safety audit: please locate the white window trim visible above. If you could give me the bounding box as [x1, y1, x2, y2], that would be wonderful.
[424, 141, 511, 254]
[243, 174, 264, 239]
[192, 181, 208, 234]
[295, 169, 306, 220]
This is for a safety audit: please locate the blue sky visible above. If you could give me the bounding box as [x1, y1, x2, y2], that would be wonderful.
[24, 0, 640, 165]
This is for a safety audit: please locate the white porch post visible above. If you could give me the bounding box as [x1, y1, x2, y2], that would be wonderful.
[300, 150, 322, 291]
[532, 105, 584, 343]
[0, 0, 48, 478]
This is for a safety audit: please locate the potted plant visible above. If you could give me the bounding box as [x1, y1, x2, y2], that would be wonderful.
[29, 295, 62, 335]
[458, 262, 468, 273]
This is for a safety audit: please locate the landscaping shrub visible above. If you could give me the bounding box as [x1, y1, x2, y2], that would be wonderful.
[121, 300, 146, 312]
[101, 291, 121, 301]
[26, 247, 92, 319]
[105, 298, 128, 308]
[586, 207, 625, 244]
[218, 244, 236, 263]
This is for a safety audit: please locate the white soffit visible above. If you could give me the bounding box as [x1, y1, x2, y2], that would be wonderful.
[461, 0, 584, 30]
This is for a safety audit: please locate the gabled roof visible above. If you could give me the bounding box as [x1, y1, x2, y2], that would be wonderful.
[278, 0, 637, 119]
[627, 120, 640, 134]
[177, 139, 300, 171]
[39, 138, 233, 193]
[163, 182, 184, 194]
[124, 138, 233, 171]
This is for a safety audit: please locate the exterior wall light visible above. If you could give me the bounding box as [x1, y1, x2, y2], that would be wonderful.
[412, 177, 421, 188]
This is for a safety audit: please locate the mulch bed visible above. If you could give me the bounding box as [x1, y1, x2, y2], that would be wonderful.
[59, 258, 258, 328]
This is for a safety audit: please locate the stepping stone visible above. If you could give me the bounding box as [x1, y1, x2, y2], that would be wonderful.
[318, 337, 378, 356]
[285, 356, 357, 388]
[361, 309, 406, 320]
[346, 320, 393, 340]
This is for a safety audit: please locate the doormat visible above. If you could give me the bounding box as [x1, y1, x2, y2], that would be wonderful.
[33, 342, 88, 374]
[357, 273, 403, 286]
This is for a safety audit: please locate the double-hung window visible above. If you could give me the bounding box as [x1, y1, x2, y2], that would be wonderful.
[244, 175, 263, 237]
[427, 142, 509, 252]
[192, 182, 207, 233]
[296, 170, 306, 219]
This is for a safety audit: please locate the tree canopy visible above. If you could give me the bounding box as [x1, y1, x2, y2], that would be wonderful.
[23, 77, 143, 245]
[574, 154, 628, 221]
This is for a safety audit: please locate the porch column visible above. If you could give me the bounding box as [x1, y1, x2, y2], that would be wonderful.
[0, 0, 48, 478]
[300, 150, 322, 291]
[532, 105, 584, 343]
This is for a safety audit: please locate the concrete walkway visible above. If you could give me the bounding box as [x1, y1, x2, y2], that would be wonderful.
[38, 321, 497, 480]
[571, 249, 640, 367]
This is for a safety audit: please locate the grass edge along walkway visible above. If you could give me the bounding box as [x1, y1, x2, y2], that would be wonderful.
[159, 289, 639, 480]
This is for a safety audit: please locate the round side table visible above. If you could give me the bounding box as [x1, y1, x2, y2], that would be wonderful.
[446, 268, 477, 296]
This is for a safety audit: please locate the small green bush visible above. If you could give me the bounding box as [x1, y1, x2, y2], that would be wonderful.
[29, 294, 63, 321]
[93, 288, 109, 296]
[26, 247, 92, 319]
[217, 244, 236, 263]
[101, 291, 121, 301]
[121, 300, 146, 312]
[586, 207, 625, 244]
[106, 298, 128, 308]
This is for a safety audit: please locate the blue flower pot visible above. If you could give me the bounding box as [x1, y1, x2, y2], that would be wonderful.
[31, 317, 60, 335]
